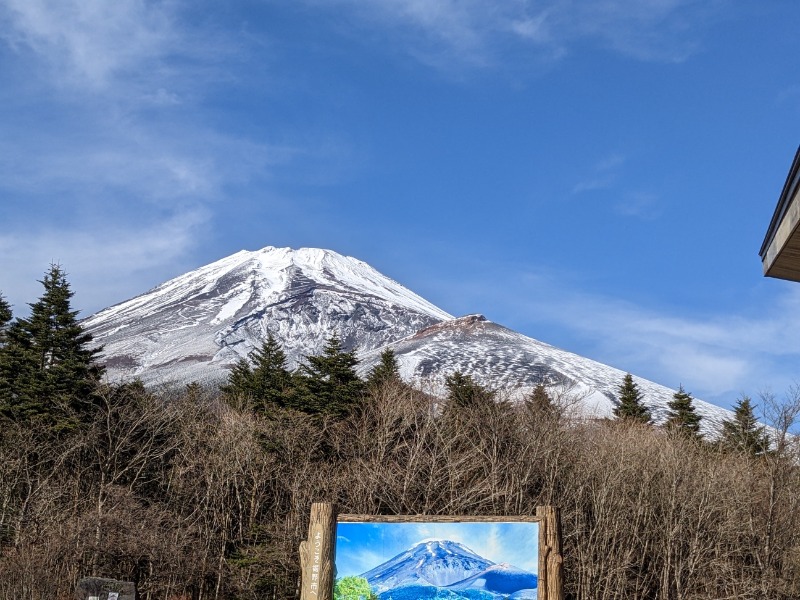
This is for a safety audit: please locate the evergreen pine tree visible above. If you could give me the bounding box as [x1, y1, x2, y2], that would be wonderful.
[0, 293, 13, 404]
[528, 383, 552, 410]
[249, 335, 291, 401]
[365, 348, 401, 390]
[665, 385, 702, 438]
[613, 373, 651, 423]
[525, 382, 558, 419]
[296, 334, 365, 417]
[0, 293, 11, 343]
[223, 356, 254, 396]
[720, 395, 769, 455]
[444, 371, 494, 409]
[222, 334, 293, 411]
[0, 265, 103, 427]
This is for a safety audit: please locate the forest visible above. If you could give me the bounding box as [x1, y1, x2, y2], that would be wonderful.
[1, 267, 799, 600]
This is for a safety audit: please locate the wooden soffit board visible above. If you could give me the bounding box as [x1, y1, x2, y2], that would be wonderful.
[761, 146, 800, 282]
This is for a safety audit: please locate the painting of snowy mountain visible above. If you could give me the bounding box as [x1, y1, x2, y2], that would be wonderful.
[334, 521, 538, 600]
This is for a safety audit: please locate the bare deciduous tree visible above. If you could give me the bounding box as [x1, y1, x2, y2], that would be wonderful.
[2, 379, 800, 599]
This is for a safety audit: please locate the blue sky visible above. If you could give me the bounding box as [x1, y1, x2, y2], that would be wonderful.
[1, 1, 799, 412]
[335, 521, 538, 578]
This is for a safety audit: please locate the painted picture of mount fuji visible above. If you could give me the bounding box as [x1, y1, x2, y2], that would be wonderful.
[335, 521, 538, 600]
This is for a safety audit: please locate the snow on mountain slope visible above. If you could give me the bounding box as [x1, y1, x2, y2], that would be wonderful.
[358, 314, 734, 436]
[83, 247, 452, 386]
[361, 540, 537, 600]
[83, 246, 737, 433]
[446, 563, 538, 595]
[362, 540, 493, 593]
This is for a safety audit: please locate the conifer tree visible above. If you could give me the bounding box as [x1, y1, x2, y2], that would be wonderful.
[613, 373, 651, 423]
[720, 395, 769, 455]
[296, 334, 365, 417]
[0, 293, 11, 343]
[222, 334, 292, 411]
[524, 382, 559, 422]
[223, 356, 254, 397]
[0, 265, 103, 427]
[665, 385, 702, 438]
[527, 383, 554, 412]
[445, 371, 494, 409]
[0, 293, 12, 404]
[365, 348, 401, 390]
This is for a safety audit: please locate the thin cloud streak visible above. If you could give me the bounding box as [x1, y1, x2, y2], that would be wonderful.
[0, 121, 296, 204]
[0, 207, 209, 317]
[439, 266, 800, 407]
[524, 279, 800, 401]
[572, 154, 663, 220]
[0, 0, 180, 90]
[573, 153, 626, 193]
[313, 0, 722, 70]
[0, 0, 316, 319]
[614, 192, 662, 220]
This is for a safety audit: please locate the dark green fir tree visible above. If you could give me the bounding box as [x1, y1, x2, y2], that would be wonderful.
[613, 373, 651, 423]
[444, 371, 494, 409]
[0, 265, 103, 428]
[0, 293, 12, 403]
[719, 395, 769, 455]
[296, 334, 365, 417]
[365, 348, 401, 390]
[224, 356, 255, 395]
[222, 333, 293, 411]
[0, 293, 11, 343]
[665, 385, 702, 439]
[525, 382, 556, 417]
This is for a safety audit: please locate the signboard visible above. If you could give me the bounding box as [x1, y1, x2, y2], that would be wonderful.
[299, 504, 562, 600]
[75, 577, 135, 600]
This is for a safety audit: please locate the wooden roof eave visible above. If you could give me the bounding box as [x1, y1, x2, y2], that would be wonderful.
[760, 146, 800, 281]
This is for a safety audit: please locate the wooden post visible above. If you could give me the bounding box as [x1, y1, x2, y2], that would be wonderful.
[536, 505, 563, 600]
[300, 503, 337, 600]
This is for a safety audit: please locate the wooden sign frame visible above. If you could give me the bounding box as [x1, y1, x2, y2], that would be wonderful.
[299, 503, 562, 600]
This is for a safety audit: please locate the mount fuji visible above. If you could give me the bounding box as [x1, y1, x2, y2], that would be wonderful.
[83, 247, 450, 387]
[357, 314, 733, 434]
[83, 246, 735, 433]
[362, 540, 493, 592]
[359, 540, 537, 600]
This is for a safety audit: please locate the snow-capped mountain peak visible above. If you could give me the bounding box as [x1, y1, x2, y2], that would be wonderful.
[83, 246, 451, 385]
[358, 539, 538, 599]
[361, 539, 493, 592]
[83, 245, 738, 435]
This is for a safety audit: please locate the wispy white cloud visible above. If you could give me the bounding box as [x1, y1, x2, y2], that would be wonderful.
[0, 0, 181, 90]
[520, 276, 800, 403]
[0, 207, 209, 316]
[572, 154, 663, 219]
[0, 120, 294, 204]
[561, 0, 708, 62]
[0, 1, 323, 317]
[437, 264, 800, 408]
[0, 110, 303, 315]
[312, 0, 720, 70]
[573, 153, 626, 193]
[323, 0, 492, 68]
[614, 191, 662, 219]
